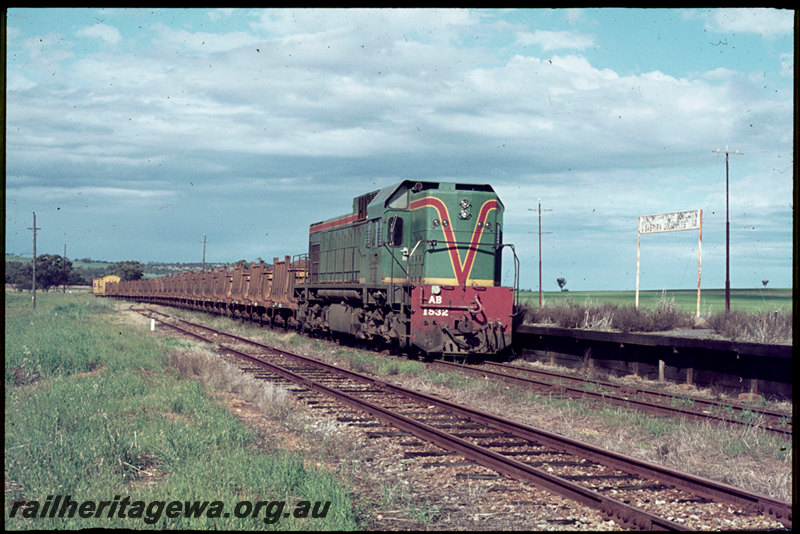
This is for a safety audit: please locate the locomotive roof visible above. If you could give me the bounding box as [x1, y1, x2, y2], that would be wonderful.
[367, 180, 498, 211]
[310, 180, 499, 231]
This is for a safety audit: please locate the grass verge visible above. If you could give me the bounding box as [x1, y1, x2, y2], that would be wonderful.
[5, 292, 357, 530]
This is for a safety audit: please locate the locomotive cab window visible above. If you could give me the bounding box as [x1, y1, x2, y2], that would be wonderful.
[387, 216, 403, 247]
[387, 188, 409, 210]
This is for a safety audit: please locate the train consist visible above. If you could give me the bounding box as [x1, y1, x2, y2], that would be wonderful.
[97, 180, 519, 356]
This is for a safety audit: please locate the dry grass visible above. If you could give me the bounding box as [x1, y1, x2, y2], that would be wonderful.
[169, 346, 295, 422]
[707, 309, 793, 343]
[386, 366, 793, 503]
[522, 296, 696, 333]
[153, 306, 793, 503]
[521, 293, 794, 342]
[167, 340, 361, 462]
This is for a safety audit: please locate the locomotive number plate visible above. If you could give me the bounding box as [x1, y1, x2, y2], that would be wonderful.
[422, 308, 449, 317]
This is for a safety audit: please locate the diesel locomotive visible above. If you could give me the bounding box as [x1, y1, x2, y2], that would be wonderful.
[98, 180, 519, 356]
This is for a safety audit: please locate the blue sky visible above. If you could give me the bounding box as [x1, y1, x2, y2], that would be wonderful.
[5, 8, 794, 291]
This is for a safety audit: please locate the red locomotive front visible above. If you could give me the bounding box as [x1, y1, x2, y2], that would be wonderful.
[410, 284, 514, 355]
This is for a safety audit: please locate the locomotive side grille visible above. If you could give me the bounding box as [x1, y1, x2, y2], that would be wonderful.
[356, 190, 379, 220]
[309, 243, 321, 282]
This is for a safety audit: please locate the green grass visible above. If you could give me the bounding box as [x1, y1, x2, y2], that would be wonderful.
[520, 288, 792, 314]
[5, 292, 357, 530]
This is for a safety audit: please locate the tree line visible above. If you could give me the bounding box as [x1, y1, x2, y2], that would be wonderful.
[5, 257, 144, 292]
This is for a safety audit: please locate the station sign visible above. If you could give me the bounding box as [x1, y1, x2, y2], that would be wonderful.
[639, 210, 701, 234]
[636, 209, 703, 317]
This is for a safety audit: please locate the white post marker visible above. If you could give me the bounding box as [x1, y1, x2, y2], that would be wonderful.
[151, 318, 156, 335]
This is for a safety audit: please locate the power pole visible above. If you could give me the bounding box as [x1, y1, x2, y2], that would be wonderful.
[201, 234, 207, 271]
[529, 200, 552, 308]
[28, 212, 41, 309]
[713, 147, 743, 313]
[63, 243, 67, 293]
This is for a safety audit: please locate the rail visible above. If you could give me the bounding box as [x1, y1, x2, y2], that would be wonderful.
[139, 308, 791, 530]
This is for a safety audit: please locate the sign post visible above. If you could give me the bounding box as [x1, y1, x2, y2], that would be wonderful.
[636, 209, 703, 317]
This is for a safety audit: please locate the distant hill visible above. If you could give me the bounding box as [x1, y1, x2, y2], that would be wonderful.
[142, 262, 230, 276]
[5, 254, 114, 271]
[6, 254, 236, 277]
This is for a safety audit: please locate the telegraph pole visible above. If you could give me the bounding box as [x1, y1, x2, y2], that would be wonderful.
[713, 147, 743, 312]
[63, 243, 67, 293]
[201, 234, 207, 271]
[529, 200, 552, 308]
[28, 212, 41, 309]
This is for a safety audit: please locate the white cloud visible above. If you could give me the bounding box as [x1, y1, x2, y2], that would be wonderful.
[7, 73, 37, 91]
[515, 29, 595, 52]
[565, 9, 583, 25]
[206, 8, 235, 22]
[9, 185, 173, 202]
[249, 7, 478, 43]
[711, 8, 794, 37]
[77, 23, 122, 45]
[779, 53, 793, 78]
[150, 22, 260, 53]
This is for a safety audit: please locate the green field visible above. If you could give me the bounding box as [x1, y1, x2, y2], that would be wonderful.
[5, 253, 114, 271]
[519, 288, 792, 315]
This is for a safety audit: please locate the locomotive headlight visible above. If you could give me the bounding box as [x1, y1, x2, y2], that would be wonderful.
[431, 285, 441, 295]
[432, 218, 440, 227]
[458, 209, 471, 220]
[459, 199, 471, 209]
[484, 221, 492, 230]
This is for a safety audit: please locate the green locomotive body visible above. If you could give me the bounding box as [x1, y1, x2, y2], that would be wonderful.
[297, 180, 516, 354]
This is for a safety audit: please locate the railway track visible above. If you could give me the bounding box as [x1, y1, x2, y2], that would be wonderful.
[430, 360, 792, 439]
[136, 308, 791, 530]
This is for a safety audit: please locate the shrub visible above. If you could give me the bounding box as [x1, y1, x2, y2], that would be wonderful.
[583, 302, 618, 330]
[520, 296, 791, 341]
[548, 300, 586, 328]
[708, 310, 792, 343]
[613, 305, 653, 333]
[651, 295, 694, 331]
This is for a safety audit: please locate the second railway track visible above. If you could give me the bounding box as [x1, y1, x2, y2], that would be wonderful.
[137, 307, 791, 531]
[430, 360, 792, 439]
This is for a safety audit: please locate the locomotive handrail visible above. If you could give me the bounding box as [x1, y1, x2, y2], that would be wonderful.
[501, 243, 521, 311]
[383, 242, 409, 278]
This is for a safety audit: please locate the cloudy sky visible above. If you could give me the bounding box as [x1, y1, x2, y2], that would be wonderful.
[5, 8, 794, 291]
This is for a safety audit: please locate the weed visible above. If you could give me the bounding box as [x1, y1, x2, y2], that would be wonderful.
[348, 356, 374, 374]
[611, 305, 653, 332]
[407, 497, 438, 523]
[651, 293, 693, 331]
[707, 309, 792, 343]
[5, 292, 358, 530]
[670, 396, 695, 408]
[521, 290, 790, 341]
